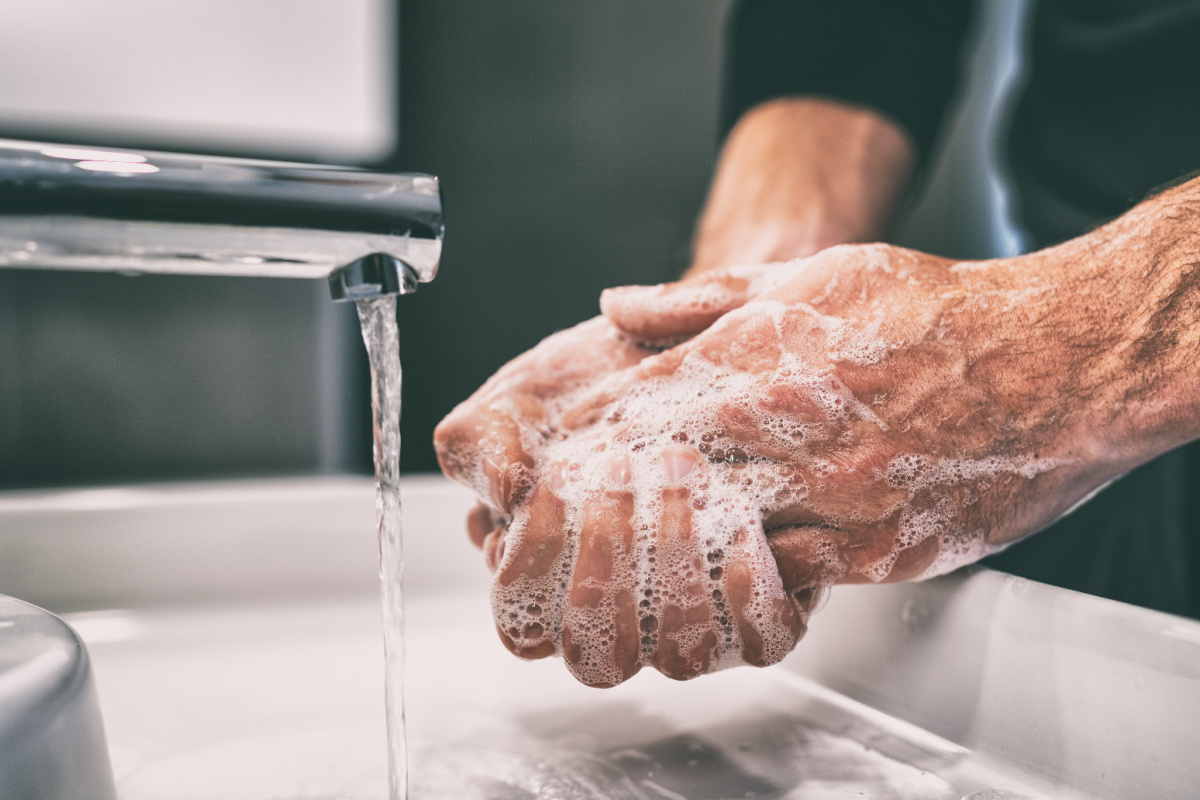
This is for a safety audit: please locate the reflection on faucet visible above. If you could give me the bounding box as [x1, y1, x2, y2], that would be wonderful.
[0, 139, 443, 301]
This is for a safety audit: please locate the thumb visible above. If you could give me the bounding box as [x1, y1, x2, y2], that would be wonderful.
[600, 264, 775, 345]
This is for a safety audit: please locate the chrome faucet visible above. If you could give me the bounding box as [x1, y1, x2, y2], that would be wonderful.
[0, 139, 442, 301]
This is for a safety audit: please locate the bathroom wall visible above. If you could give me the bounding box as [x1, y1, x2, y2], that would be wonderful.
[0, 0, 1027, 486]
[0, 0, 395, 163]
[0, 0, 393, 487]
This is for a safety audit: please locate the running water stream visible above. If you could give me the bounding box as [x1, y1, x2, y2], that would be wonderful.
[355, 295, 408, 800]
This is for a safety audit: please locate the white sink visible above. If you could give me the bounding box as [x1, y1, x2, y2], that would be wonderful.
[2, 476, 1197, 799]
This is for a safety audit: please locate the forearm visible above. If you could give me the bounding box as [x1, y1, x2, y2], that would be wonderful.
[690, 97, 916, 276]
[993, 176, 1200, 478]
[1086, 177, 1200, 462]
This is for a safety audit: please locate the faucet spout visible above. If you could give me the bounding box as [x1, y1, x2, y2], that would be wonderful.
[328, 253, 422, 302]
[0, 139, 443, 300]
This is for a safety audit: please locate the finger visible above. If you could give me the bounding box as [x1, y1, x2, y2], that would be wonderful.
[434, 403, 535, 512]
[482, 525, 508, 572]
[884, 534, 940, 582]
[467, 501, 501, 549]
[768, 516, 909, 588]
[723, 519, 806, 668]
[483, 450, 535, 514]
[600, 268, 764, 345]
[492, 483, 569, 660]
[558, 347, 689, 431]
[436, 317, 654, 502]
[837, 517, 909, 584]
[759, 526, 838, 645]
[559, 384, 624, 432]
[649, 449, 719, 681]
[765, 525, 845, 595]
[561, 455, 641, 687]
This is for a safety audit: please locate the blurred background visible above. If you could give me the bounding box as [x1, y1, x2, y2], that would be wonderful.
[0, 0, 1029, 488]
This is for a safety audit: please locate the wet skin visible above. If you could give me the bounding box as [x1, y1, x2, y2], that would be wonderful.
[437, 177, 1200, 687]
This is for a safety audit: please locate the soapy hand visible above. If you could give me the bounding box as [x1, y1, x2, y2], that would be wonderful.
[437, 241, 1140, 687]
[435, 313, 657, 517]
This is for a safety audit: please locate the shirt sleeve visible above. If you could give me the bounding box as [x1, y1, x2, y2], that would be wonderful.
[721, 0, 976, 166]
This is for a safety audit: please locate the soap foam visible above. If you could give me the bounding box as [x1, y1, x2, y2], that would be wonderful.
[882, 452, 1062, 581]
[450, 260, 1065, 685]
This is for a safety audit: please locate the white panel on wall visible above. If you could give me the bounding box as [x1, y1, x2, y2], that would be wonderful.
[0, 0, 395, 163]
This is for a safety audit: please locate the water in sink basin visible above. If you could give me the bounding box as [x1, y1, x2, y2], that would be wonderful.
[76, 594, 1049, 800]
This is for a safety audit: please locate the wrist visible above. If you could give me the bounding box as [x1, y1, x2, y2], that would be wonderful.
[689, 97, 915, 276]
[690, 210, 845, 277]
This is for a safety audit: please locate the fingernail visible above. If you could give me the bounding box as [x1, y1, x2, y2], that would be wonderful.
[661, 449, 696, 484]
[600, 284, 656, 313]
[606, 454, 632, 485]
[598, 287, 625, 315]
[601, 284, 641, 300]
[483, 456, 507, 509]
[548, 461, 569, 491]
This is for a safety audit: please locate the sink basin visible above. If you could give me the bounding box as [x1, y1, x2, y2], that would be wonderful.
[55, 596, 1031, 800]
[1, 475, 1198, 799]
[0, 595, 116, 800]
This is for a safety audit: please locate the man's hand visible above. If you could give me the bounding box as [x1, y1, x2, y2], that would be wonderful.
[438, 243, 1094, 687]
[437, 176, 1200, 687]
[435, 317, 658, 538]
[438, 95, 919, 601]
[435, 67, 1200, 687]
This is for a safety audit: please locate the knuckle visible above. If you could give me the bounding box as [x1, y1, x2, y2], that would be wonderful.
[494, 622, 556, 661]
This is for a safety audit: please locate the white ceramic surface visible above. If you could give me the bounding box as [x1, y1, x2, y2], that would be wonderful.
[2, 476, 1197, 798]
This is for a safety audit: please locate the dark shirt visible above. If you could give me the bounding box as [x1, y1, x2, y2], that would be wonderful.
[723, 0, 1200, 248]
[722, 0, 1200, 617]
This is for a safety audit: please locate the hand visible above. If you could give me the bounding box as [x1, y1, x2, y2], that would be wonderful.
[434, 315, 657, 555]
[439, 180, 1200, 687]
[502, 243, 1106, 688]
[436, 112, 1200, 688]
[439, 97, 916, 585]
[591, 242, 1114, 574]
[434, 96, 918, 684]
